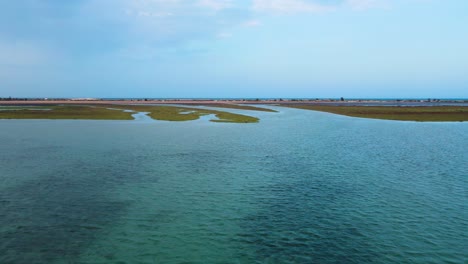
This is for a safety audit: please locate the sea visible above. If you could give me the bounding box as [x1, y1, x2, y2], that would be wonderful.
[0, 106, 466, 263]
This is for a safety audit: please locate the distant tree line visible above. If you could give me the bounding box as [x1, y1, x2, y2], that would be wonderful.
[0, 97, 29, 101]
[0, 97, 68, 101]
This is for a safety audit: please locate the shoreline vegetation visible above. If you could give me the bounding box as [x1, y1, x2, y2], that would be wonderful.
[280, 105, 468, 122]
[0, 99, 467, 122]
[1, 97, 467, 106]
[0, 104, 260, 123]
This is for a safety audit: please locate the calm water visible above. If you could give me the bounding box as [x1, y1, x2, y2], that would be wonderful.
[0, 107, 466, 264]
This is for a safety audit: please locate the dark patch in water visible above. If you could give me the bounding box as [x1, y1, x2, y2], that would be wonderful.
[0, 151, 146, 263]
[239, 147, 382, 263]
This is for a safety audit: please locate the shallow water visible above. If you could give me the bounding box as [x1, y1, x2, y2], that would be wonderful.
[0, 107, 466, 263]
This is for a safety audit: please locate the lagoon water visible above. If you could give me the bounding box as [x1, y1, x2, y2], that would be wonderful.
[0, 107, 466, 263]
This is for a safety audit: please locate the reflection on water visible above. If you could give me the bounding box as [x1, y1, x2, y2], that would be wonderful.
[0, 107, 466, 263]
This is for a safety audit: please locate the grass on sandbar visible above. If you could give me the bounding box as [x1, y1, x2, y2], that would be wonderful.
[0, 105, 134, 120]
[194, 103, 277, 112]
[0, 106, 51, 111]
[210, 111, 259, 123]
[107, 105, 259, 123]
[282, 105, 468, 122]
[0, 104, 259, 123]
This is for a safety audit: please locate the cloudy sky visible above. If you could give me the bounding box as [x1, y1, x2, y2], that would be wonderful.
[1, 0, 467, 98]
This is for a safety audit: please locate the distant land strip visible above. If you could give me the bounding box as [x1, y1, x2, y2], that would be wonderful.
[0, 104, 260, 123]
[1, 99, 467, 122]
[280, 104, 468, 122]
[0, 98, 467, 106]
[192, 103, 277, 112]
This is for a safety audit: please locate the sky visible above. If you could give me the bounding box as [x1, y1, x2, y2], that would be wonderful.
[0, 0, 467, 98]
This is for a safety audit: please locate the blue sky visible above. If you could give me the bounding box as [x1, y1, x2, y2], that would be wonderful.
[1, 0, 467, 98]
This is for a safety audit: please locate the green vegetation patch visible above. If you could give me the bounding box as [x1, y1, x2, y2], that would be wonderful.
[0, 105, 134, 120]
[282, 105, 468, 122]
[211, 111, 259, 123]
[194, 103, 277, 112]
[0, 106, 51, 111]
[0, 104, 260, 123]
[107, 105, 259, 123]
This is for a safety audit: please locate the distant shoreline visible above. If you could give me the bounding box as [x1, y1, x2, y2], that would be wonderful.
[1, 98, 467, 107]
[1, 100, 467, 122]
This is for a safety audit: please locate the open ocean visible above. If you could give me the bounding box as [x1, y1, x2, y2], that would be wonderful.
[0, 106, 466, 263]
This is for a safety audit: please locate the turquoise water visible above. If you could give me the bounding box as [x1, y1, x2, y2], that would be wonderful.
[0, 107, 467, 263]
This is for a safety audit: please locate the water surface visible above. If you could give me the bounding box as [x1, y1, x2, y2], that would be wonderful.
[0, 107, 466, 263]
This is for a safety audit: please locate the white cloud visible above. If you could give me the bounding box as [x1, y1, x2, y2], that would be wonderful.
[197, 0, 232, 11]
[252, 0, 334, 14]
[72, 0, 249, 60]
[104, 0, 249, 43]
[251, 0, 391, 14]
[76, 0, 396, 60]
[345, 0, 389, 10]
